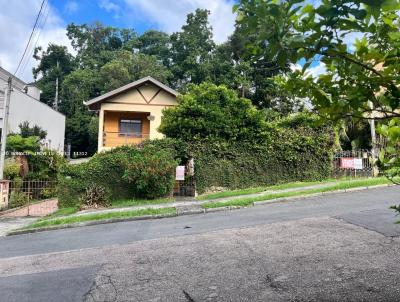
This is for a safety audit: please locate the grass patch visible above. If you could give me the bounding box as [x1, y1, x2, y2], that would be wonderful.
[111, 197, 174, 208]
[24, 207, 176, 230]
[45, 207, 79, 218]
[197, 177, 390, 200]
[196, 180, 332, 200]
[202, 177, 394, 209]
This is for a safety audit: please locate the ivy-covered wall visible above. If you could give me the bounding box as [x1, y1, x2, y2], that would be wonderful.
[185, 125, 335, 193]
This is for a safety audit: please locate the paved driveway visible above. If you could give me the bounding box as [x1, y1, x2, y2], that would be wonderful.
[0, 187, 400, 301]
[1, 199, 58, 218]
[0, 217, 36, 237]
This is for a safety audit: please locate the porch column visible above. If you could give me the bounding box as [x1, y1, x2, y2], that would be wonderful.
[98, 109, 104, 152]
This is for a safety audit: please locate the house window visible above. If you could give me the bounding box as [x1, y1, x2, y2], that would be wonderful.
[119, 119, 142, 136]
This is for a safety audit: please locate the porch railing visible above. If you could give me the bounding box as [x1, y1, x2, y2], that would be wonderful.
[103, 132, 150, 147]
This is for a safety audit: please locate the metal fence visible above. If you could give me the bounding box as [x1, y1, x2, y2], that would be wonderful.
[4, 179, 58, 216]
[332, 150, 375, 178]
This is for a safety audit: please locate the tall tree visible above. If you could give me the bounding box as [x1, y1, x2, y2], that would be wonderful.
[159, 82, 268, 142]
[60, 69, 101, 117]
[33, 44, 75, 107]
[229, 26, 294, 111]
[99, 50, 133, 92]
[135, 30, 171, 66]
[131, 53, 173, 84]
[170, 9, 215, 87]
[66, 22, 136, 69]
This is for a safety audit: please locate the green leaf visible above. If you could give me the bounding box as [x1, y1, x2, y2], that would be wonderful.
[382, 0, 400, 11]
[302, 60, 312, 73]
[302, 4, 314, 14]
[382, 16, 394, 26]
[232, 4, 239, 12]
[350, 8, 367, 20]
[388, 31, 400, 40]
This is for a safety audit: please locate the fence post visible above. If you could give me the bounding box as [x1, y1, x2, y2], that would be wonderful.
[0, 180, 9, 209]
[27, 181, 30, 216]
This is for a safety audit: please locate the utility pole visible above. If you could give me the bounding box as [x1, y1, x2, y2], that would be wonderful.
[0, 77, 12, 179]
[53, 60, 59, 111]
[370, 118, 377, 156]
[370, 117, 378, 176]
[368, 100, 378, 177]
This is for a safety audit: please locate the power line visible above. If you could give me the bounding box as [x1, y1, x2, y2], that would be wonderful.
[20, 0, 50, 77]
[14, 0, 47, 76]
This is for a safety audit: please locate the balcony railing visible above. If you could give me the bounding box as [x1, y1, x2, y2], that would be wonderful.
[103, 132, 150, 147]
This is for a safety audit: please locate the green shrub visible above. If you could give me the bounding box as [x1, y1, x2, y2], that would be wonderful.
[39, 187, 57, 199]
[123, 145, 177, 199]
[58, 143, 177, 207]
[4, 158, 20, 180]
[27, 150, 66, 180]
[9, 191, 29, 208]
[159, 82, 268, 142]
[6, 134, 40, 153]
[57, 162, 89, 208]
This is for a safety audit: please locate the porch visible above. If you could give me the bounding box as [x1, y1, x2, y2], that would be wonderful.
[100, 111, 151, 149]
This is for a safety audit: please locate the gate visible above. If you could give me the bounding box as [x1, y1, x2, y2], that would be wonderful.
[332, 150, 375, 178]
[1, 179, 58, 217]
[173, 159, 197, 197]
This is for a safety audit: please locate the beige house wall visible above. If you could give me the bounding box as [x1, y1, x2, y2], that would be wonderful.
[97, 82, 177, 151]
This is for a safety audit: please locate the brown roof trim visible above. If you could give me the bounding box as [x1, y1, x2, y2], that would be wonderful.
[84, 76, 178, 108]
[102, 101, 176, 107]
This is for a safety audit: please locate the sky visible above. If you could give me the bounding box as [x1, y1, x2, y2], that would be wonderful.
[0, 0, 236, 82]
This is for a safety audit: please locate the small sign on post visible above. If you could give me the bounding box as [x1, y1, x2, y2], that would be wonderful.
[176, 166, 185, 181]
[354, 158, 363, 170]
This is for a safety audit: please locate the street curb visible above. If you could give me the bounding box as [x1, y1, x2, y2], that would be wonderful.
[6, 213, 179, 236]
[253, 184, 392, 206]
[177, 209, 206, 215]
[7, 183, 395, 236]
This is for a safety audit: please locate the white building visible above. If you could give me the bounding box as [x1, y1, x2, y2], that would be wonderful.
[0, 67, 65, 153]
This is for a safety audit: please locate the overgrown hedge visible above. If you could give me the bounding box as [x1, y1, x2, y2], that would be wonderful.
[58, 114, 335, 206]
[58, 144, 177, 208]
[153, 114, 336, 194]
[188, 127, 334, 193]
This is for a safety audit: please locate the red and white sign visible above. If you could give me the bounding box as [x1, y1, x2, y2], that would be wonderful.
[340, 158, 354, 169]
[340, 158, 363, 170]
[176, 166, 185, 180]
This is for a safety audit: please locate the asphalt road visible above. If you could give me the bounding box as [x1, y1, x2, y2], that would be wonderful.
[1, 186, 400, 301]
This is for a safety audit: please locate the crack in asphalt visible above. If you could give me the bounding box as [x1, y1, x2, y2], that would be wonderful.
[84, 273, 117, 302]
[182, 289, 196, 302]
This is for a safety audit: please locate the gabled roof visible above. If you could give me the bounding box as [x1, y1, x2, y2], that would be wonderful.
[84, 76, 178, 109]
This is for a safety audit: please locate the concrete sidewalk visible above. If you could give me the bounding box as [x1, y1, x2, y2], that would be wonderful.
[0, 182, 389, 236]
[0, 217, 37, 237]
[47, 181, 371, 220]
[0, 199, 58, 237]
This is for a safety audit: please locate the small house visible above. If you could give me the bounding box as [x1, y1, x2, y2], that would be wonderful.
[84, 76, 178, 152]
